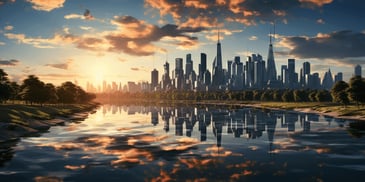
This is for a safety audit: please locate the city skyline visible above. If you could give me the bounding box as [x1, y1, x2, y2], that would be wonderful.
[0, 0, 365, 88]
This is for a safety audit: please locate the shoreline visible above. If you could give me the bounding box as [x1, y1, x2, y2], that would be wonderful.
[97, 98, 365, 122]
[0, 102, 100, 143]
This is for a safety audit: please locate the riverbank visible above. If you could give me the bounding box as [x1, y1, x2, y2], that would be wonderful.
[193, 100, 365, 121]
[0, 102, 100, 143]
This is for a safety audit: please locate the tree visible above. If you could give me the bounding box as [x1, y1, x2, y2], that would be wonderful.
[0, 69, 12, 103]
[43, 83, 58, 103]
[57, 81, 79, 103]
[281, 90, 294, 102]
[315, 90, 332, 102]
[348, 76, 365, 106]
[331, 81, 350, 106]
[294, 90, 308, 102]
[19, 75, 46, 104]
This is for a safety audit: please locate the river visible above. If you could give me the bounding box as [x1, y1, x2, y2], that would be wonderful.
[1, 104, 365, 181]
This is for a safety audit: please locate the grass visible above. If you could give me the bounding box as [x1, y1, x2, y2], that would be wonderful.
[0, 103, 99, 125]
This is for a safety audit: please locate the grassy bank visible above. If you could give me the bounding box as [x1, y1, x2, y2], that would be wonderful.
[0, 102, 99, 142]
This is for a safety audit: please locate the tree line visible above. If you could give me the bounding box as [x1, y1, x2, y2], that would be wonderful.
[0, 69, 95, 104]
[97, 76, 365, 107]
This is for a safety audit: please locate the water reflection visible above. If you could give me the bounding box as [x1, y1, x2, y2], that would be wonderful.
[1, 104, 365, 182]
[100, 104, 345, 152]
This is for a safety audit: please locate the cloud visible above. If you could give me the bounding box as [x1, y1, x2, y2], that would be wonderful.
[131, 67, 140, 71]
[249, 36, 258, 41]
[299, 0, 333, 8]
[45, 59, 72, 70]
[279, 30, 365, 59]
[0, 0, 15, 6]
[5, 15, 204, 56]
[0, 59, 20, 66]
[105, 16, 204, 56]
[316, 18, 325, 24]
[26, 0, 65, 11]
[4, 32, 77, 48]
[4, 25, 13, 31]
[0, 41, 5, 45]
[64, 9, 94, 20]
[145, 0, 333, 28]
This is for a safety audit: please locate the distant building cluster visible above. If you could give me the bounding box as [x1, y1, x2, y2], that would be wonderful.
[86, 32, 362, 93]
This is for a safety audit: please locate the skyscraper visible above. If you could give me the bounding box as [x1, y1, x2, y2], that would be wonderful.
[151, 69, 159, 91]
[287, 59, 297, 88]
[212, 30, 224, 88]
[162, 61, 171, 90]
[175, 58, 184, 90]
[322, 68, 334, 90]
[301, 61, 310, 87]
[185, 53, 193, 79]
[199, 53, 207, 81]
[266, 31, 277, 82]
[355, 64, 362, 77]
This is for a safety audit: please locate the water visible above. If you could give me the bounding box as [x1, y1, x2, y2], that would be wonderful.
[1, 104, 365, 181]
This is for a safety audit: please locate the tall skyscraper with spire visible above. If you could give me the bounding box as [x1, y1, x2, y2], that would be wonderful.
[266, 26, 277, 82]
[212, 29, 224, 88]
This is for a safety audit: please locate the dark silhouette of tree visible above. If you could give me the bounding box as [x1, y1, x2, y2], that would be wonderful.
[331, 81, 350, 106]
[281, 90, 294, 102]
[19, 75, 46, 104]
[294, 90, 308, 102]
[308, 90, 318, 102]
[0, 69, 12, 103]
[42, 83, 58, 104]
[57, 81, 94, 104]
[348, 76, 365, 107]
[315, 90, 332, 102]
[57, 81, 79, 103]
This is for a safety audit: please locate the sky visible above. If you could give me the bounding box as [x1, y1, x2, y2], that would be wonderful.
[0, 0, 364, 89]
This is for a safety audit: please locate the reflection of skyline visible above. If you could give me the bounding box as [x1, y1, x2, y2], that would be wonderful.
[100, 105, 337, 150]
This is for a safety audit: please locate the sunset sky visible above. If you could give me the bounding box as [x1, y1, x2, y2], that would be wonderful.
[0, 0, 364, 88]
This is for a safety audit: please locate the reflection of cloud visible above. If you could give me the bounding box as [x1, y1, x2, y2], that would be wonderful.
[26, 0, 65, 11]
[34, 176, 63, 182]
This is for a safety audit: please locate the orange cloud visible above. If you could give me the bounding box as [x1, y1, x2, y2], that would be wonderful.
[185, 0, 209, 9]
[26, 0, 65, 11]
[299, 0, 333, 7]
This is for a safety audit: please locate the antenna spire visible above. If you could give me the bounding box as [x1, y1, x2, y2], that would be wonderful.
[218, 28, 220, 43]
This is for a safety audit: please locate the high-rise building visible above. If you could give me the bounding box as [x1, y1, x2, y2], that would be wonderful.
[322, 69, 334, 90]
[301, 61, 310, 87]
[199, 53, 207, 81]
[355, 64, 362, 77]
[287, 59, 297, 88]
[185, 53, 193, 79]
[227, 60, 232, 79]
[334, 72, 343, 83]
[252, 54, 265, 88]
[266, 32, 277, 82]
[212, 30, 224, 88]
[161, 62, 171, 90]
[175, 58, 184, 90]
[151, 69, 159, 91]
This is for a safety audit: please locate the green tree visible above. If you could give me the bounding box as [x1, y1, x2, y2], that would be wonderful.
[331, 81, 350, 106]
[348, 76, 365, 106]
[0, 69, 12, 103]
